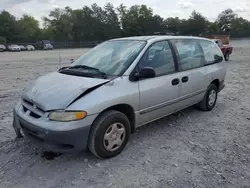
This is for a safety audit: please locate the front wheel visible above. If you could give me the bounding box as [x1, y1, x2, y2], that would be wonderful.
[198, 84, 218, 111]
[224, 52, 230, 61]
[88, 110, 131, 159]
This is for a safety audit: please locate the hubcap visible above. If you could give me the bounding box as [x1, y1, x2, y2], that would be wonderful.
[208, 89, 216, 106]
[103, 123, 126, 152]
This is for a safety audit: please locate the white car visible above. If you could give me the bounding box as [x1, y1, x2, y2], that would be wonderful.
[26, 45, 35, 51]
[19, 45, 27, 51]
[8, 45, 21, 52]
[0, 44, 6, 52]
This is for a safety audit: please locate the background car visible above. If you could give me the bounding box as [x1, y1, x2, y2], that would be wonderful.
[8, 44, 21, 52]
[0, 44, 6, 52]
[19, 45, 27, 51]
[212, 39, 233, 61]
[26, 45, 35, 51]
[39, 40, 53, 50]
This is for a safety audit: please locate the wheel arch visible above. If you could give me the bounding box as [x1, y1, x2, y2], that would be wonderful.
[97, 104, 136, 133]
[211, 79, 220, 90]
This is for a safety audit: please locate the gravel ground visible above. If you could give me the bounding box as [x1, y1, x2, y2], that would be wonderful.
[0, 42, 250, 188]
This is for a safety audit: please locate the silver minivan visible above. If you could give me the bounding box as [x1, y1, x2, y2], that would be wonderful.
[13, 36, 227, 158]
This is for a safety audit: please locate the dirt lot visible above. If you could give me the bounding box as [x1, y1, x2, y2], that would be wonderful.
[0, 41, 250, 188]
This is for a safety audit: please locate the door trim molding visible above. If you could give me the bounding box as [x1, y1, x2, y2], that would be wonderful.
[139, 88, 206, 115]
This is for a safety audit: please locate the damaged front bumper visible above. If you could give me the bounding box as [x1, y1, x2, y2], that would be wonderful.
[13, 101, 97, 153]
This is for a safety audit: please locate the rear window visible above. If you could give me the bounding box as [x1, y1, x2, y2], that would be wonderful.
[199, 40, 223, 65]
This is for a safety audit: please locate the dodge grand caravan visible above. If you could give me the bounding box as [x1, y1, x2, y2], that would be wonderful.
[13, 36, 227, 158]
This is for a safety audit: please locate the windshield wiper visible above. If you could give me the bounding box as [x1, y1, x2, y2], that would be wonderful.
[59, 65, 107, 78]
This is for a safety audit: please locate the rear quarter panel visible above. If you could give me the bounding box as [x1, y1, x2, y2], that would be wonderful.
[204, 61, 227, 89]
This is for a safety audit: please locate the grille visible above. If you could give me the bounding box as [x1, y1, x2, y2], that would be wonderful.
[22, 99, 45, 119]
[30, 112, 41, 119]
[23, 106, 28, 112]
[23, 99, 44, 112]
[23, 99, 33, 106]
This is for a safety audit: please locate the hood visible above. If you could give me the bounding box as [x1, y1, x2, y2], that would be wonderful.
[22, 72, 110, 111]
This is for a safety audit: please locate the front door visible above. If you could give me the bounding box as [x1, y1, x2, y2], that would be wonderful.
[137, 41, 181, 126]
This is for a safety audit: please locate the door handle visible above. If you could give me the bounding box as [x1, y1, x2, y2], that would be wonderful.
[172, 78, 180, 85]
[181, 76, 189, 83]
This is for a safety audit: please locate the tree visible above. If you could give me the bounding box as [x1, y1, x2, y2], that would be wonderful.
[216, 9, 237, 32]
[117, 4, 164, 36]
[43, 7, 74, 41]
[38, 27, 54, 40]
[180, 11, 210, 35]
[207, 22, 220, 33]
[230, 17, 250, 37]
[0, 37, 6, 44]
[17, 15, 40, 42]
[1, 5, 250, 43]
[0, 11, 19, 42]
[103, 3, 121, 39]
[164, 17, 181, 34]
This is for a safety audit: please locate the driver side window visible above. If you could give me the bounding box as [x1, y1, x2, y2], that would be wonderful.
[138, 41, 176, 76]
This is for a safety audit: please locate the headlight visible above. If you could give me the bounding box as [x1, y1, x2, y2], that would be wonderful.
[49, 111, 87, 121]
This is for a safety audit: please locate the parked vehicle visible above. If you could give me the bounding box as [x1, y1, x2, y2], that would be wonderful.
[212, 39, 233, 61]
[13, 36, 227, 159]
[8, 44, 21, 52]
[0, 44, 6, 52]
[19, 45, 27, 51]
[26, 45, 35, 51]
[39, 40, 53, 50]
[203, 34, 230, 45]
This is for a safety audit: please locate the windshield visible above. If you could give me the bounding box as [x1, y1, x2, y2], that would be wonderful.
[71, 40, 146, 76]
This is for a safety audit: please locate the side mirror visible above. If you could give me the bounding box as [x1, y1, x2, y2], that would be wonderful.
[214, 55, 223, 63]
[136, 67, 156, 79]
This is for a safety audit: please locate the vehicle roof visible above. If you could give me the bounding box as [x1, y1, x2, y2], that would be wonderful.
[112, 35, 212, 42]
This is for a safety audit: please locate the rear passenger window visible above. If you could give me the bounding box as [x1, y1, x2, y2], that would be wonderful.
[171, 39, 204, 71]
[200, 40, 223, 65]
[139, 41, 176, 76]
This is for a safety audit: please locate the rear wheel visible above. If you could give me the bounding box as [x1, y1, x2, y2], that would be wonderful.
[88, 110, 130, 159]
[198, 84, 218, 111]
[225, 52, 230, 61]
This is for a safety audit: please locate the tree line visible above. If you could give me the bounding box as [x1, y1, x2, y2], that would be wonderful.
[0, 3, 250, 44]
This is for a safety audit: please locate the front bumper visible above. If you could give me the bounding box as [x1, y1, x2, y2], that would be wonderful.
[13, 103, 96, 153]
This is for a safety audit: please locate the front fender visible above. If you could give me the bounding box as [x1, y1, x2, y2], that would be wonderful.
[66, 77, 140, 115]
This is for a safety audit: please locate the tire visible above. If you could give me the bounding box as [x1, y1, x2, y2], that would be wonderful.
[198, 84, 218, 111]
[224, 52, 230, 61]
[88, 110, 131, 159]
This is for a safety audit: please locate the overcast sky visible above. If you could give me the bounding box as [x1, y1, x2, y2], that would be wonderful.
[1, 0, 250, 23]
